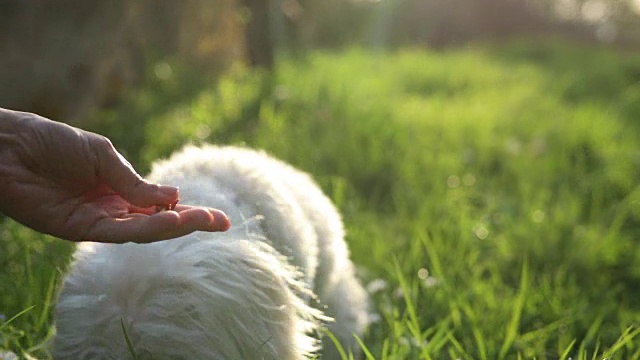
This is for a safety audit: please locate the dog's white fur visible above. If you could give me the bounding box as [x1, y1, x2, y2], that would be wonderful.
[53, 145, 370, 360]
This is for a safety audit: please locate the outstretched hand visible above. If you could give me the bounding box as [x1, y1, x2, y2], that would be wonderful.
[0, 108, 230, 243]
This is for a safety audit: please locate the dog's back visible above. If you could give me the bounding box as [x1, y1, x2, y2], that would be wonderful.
[53, 145, 369, 360]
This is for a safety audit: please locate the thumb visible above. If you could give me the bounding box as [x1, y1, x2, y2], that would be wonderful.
[92, 135, 178, 206]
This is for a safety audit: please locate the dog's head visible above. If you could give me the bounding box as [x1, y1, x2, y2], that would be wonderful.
[52, 237, 324, 360]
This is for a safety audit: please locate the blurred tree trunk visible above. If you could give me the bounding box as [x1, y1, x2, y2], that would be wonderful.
[0, 0, 242, 124]
[239, 0, 274, 69]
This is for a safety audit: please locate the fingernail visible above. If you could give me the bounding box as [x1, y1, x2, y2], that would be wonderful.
[159, 185, 179, 197]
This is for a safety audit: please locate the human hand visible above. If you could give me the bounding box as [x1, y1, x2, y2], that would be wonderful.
[0, 108, 230, 243]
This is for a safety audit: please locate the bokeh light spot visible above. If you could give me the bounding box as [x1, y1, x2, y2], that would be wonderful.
[447, 175, 461, 188]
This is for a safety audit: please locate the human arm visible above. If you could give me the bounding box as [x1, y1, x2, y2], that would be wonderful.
[0, 108, 229, 243]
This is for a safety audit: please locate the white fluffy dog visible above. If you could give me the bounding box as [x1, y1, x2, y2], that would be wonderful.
[53, 145, 370, 360]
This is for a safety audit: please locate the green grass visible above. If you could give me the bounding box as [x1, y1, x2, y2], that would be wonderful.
[2, 40, 640, 359]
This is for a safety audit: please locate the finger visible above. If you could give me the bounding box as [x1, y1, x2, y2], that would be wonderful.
[185, 207, 231, 231]
[90, 135, 178, 207]
[135, 204, 230, 231]
[129, 203, 230, 231]
[168, 207, 230, 233]
[83, 208, 229, 244]
[173, 204, 227, 216]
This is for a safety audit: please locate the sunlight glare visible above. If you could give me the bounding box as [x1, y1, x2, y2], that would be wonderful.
[581, 0, 608, 22]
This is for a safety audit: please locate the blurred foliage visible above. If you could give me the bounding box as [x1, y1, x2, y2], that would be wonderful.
[86, 58, 222, 173]
[272, 0, 640, 50]
[0, 221, 73, 358]
[2, 0, 638, 126]
[0, 0, 241, 122]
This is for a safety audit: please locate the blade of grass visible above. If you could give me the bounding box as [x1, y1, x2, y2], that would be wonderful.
[0, 306, 36, 331]
[353, 334, 376, 360]
[423, 317, 453, 354]
[322, 328, 348, 360]
[601, 326, 640, 358]
[559, 339, 577, 360]
[393, 259, 420, 342]
[590, 342, 602, 360]
[499, 259, 529, 359]
[36, 273, 58, 333]
[120, 318, 138, 360]
[447, 331, 475, 360]
[578, 314, 604, 355]
[380, 338, 390, 360]
[458, 300, 487, 360]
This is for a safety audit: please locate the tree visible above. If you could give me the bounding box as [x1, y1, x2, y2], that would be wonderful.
[239, 0, 274, 69]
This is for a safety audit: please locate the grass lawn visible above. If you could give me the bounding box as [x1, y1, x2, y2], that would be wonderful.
[2, 40, 640, 359]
